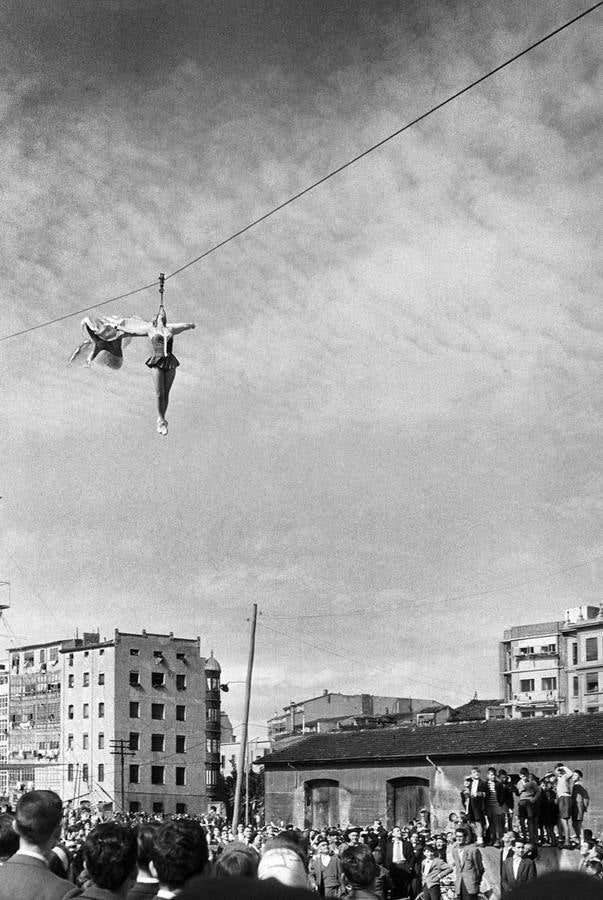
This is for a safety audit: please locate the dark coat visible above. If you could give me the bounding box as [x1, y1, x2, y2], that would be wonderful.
[501, 856, 537, 896]
[0, 853, 79, 900]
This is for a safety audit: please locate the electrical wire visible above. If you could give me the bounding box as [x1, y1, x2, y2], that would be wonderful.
[0, 1, 600, 344]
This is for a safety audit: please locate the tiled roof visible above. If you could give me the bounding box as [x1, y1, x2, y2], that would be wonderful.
[262, 712, 603, 767]
[449, 698, 502, 722]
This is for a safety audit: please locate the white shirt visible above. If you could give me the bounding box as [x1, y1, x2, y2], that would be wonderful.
[392, 839, 403, 863]
[513, 855, 522, 878]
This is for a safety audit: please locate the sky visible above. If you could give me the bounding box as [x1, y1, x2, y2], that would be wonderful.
[1, 0, 601, 739]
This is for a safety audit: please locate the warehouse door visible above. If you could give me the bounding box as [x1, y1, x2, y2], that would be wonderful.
[305, 779, 339, 829]
[388, 777, 429, 827]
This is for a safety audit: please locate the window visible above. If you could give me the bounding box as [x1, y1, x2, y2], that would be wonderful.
[98, 764, 104, 782]
[98, 702, 105, 718]
[207, 676, 219, 692]
[151, 703, 165, 720]
[68, 654, 74, 667]
[573, 676, 579, 697]
[519, 679, 535, 693]
[129, 702, 140, 718]
[152, 802, 164, 814]
[176, 674, 186, 691]
[84, 651, 89, 657]
[82, 764, 89, 782]
[129, 801, 141, 813]
[176, 705, 186, 722]
[99, 649, 104, 656]
[98, 673, 105, 686]
[587, 706, 599, 714]
[205, 769, 218, 786]
[586, 672, 599, 694]
[586, 637, 598, 662]
[83, 703, 89, 719]
[67, 704, 74, 719]
[129, 733, 140, 751]
[130, 671, 140, 686]
[206, 738, 219, 754]
[151, 766, 165, 785]
[572, 642, 578, 665]
[68, 674, 74, 688]
[176, 735, 186, 753]
[67, 764, 74, 781]
[541, 677, 557, 691]
[206, 706, 219, 722]
[520, 711, 535, 718]
[129, 764, 140, 784]
[82, 734, 89, 750]
[151, 734, 165, 752]
[67, 734, 74, 750]
[130, 648, 140, 657]
[176, 803, 187, 814]
[49, 646, 59, 663]
[98, 733, 104, 749]
[176, 653, 186, 661]
[175, 767, 186, 786]
[153, 651, 164, 660]
[83, 672, 90, 687]
[151, 672, 165, 688]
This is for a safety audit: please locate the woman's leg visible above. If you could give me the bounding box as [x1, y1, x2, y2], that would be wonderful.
[163, 368, 176, 416]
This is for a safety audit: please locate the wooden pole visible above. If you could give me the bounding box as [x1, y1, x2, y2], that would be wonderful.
[232, 603, 257, 834]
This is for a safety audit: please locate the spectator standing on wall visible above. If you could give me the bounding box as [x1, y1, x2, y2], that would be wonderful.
[551, 763, 575, 849]
[571, 770, 590, 845]
[484, 768, 505, 847]
[466, 769, 487, 847]
[516, 769, 539, 847]
[497, 771, 516, 834]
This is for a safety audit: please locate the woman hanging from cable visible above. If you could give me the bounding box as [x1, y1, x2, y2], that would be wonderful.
[115, 275, 195, 435]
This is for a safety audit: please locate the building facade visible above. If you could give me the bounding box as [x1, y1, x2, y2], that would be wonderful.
[499, 605, 603, 718]
[5, 630, 221, 815]
[268, 691, 445, 746]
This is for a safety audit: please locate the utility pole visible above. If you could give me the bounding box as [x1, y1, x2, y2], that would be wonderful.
[232, 603, 257, 834]
[110, 739, 135, 813]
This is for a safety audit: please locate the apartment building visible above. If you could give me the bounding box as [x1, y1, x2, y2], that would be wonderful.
[499, 605, 603, 718]
[5, 630, 221, 814]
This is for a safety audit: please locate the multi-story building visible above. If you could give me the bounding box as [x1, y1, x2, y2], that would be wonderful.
[8, 641, 63, 798]
[268, 691, 446, 746]
[0, 662, 9, 798]
[499, 605, 603, 718]
[7, 630, 221, 814]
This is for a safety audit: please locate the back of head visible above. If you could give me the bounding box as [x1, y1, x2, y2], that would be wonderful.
[15, 791, 63, 847]
[506, 871, 603, 900]
[263, 832, 308, 868]
[341, 845, 377, 888]
[135, 821, 160, 872]
[214, 842, 259, 879]
[84, 822, 136, 892]
[0, 813, 19, 860]
[152, 819, 209, 890]
[258, 848, 309, 889]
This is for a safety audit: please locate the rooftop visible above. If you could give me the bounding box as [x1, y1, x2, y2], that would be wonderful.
[262, 712, 603, 767]
[449, 698, 502, 722]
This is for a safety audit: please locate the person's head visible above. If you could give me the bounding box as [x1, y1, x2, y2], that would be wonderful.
[347, 827, 360, 845]
[463, 777, 472, 789]
[470, 768, 480, 779]
[316, 839, 329, 855]
[15, 791, 63, 849]
[151, 820, 209, 891]
[424, 845, 435, 861]
[575, 769, 583, 781]
[409, 832, 422, 848]
[0, 813, 19, 860]
[214, 842, 259, 879]
[134, 822, 160, 877]
[524, 843, 537, 860]
[391, 826, 402, 839]
[435, 835, 446, 850]
[455, 828, 468, 846]
[512, 838, 525, 858]
[585, 859, 603, 878]
[519, 767, 529, 779]
[153, 305, 167, 327]
[487, 767, 497, 781]
[258, 847, 308, 888]
[84, 823, 137, 894]
[341, 845, 377, 889]
[448, 812, 459, 825]
[503, 831, 516, 847]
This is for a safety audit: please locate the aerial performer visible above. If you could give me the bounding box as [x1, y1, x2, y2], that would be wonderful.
[69, 274, 195, 436]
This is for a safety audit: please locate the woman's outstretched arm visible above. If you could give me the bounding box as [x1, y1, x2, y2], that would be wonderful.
[169, 323, 196, 335]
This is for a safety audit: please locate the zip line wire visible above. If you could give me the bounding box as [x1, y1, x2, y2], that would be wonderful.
[0, 1, 600, 345]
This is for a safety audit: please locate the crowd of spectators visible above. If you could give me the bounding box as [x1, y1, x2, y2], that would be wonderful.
[0, 771, 600, 900]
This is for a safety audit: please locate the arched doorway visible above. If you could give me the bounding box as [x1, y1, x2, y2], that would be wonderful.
[304, 779, 339, 829]
[387, 776, 430, 827]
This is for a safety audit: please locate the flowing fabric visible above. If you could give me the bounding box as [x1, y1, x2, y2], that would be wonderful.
[68, 315, 148, 368]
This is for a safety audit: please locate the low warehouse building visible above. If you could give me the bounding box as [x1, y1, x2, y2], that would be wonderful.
[262, 711, 603, 833]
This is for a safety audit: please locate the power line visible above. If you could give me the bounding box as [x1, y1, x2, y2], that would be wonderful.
[0, 1, 600, 345]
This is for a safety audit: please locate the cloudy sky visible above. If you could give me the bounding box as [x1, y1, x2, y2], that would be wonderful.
[1, 0, 601, 738]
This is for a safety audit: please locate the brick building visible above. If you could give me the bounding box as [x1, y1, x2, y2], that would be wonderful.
[268, 691, 446, 746]
[6, 630, 221, 814]
[262, 712, 603, 834]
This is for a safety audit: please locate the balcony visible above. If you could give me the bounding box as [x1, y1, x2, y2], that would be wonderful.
[513, 690, 558, 705]
[514, 650, 558, 661]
